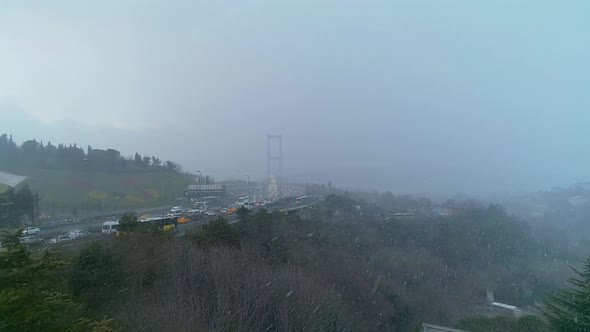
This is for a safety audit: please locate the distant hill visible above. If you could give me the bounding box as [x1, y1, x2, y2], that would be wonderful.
[2, 167, 192, 218]
[0, 133, 192, 217]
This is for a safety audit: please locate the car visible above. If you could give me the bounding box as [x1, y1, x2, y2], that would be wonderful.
[22, 227, 40, 235]
[187, 209, 201, 215]
[204, 211, 217, 216]
[19, 236, 44, 245]
[170, 206, 183, 214]
[68, 229, 91, 239]
[49, 234, 72, 244]
[220, 207, 227, 213]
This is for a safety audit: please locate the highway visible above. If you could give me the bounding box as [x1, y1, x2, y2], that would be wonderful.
[22, 195, 323, 248]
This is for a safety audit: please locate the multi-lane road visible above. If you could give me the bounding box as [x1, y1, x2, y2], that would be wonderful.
[20, 195, 323, 248]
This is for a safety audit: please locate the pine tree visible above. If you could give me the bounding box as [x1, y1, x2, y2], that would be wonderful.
[543, 256, 590, 331]
[15, 183, 35, 222]
[134, 153, 142, 166]
[69, 243, 123, 310]
[0, 188, 18, 228]
[0, 230, 115, 331]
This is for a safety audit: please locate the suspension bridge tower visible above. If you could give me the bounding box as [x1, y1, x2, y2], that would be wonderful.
[267, 134, 283, 200]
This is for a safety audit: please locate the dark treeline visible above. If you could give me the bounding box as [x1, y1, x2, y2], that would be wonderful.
[0, 133, 181, 172]
[0, 184, 35, 228]
[307, 183, 435, 213]
[307, 183, 590, 262]
[307, 182, 461, 216]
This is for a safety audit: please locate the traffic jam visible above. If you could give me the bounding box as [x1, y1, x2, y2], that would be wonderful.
[9, 184, 304, 249]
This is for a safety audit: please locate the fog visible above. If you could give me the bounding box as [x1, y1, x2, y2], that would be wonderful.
[1, 1, 589, 194]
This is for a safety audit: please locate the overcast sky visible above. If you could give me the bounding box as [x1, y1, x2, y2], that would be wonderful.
[1, 1, 589, 194]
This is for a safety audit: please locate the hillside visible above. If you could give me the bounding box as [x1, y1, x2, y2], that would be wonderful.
[11, 168, 191, 216]
[0, 133, 192, 216]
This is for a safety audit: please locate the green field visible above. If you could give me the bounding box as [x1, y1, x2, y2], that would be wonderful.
[10, 168, 192, 217]
[0, 183, 9, 193]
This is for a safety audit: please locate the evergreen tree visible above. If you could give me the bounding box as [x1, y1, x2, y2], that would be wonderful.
[118, 212, 139, 233]
[15, 183, 35, 222]
[69, 243, 123, 310]
[0, 230, 115, 331]
[134, 153, 142, 166]
[0, 188, 18, 228]
[150, 156, 159, 168]
[142, 155, 151, 167]
[543, 256, 590, 331]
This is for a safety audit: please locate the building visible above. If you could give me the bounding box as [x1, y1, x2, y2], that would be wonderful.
[184, 184, 226, 199]
[220, 180, 250, 199]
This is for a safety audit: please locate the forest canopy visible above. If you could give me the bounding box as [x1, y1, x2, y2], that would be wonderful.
[0, 133, 181, 173]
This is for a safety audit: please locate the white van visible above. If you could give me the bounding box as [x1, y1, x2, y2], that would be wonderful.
[102, 221, 119, 234]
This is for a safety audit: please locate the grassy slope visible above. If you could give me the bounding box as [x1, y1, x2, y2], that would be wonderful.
[14, 168, 191, 215]
[0, 183, 9, 193]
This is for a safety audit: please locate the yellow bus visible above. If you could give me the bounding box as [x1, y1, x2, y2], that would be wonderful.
[146, 216, 178, 231]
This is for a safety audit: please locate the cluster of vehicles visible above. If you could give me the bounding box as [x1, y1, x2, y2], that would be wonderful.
[235, 195, 274, 209]
[164, 203, 211, 218]
[13, 195, 316, 248]
[170, 201, 240, 219]
[102, 215, 178, 235]
[17, 227, 91, 246]
[101, 216, 179, 236]
[101, 201, 231, 236]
